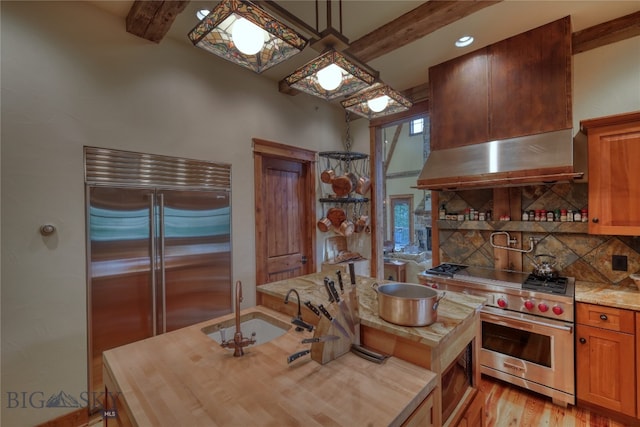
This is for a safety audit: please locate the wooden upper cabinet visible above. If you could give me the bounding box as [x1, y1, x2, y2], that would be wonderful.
[489, 16, 572, 139]
[430, 17, 572, 150]
[581, 111, 640, 236]
[429, 50, 489, 151]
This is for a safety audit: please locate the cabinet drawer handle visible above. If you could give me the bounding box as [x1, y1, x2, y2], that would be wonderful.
[579, 337, 586, 344]
[599, 314, 608, 321]
[592, 217, 599, 223]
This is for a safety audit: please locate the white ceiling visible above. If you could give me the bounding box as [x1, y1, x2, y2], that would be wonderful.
[90, 1, 640, 94]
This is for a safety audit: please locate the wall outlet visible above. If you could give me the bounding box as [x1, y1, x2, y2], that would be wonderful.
[612, 255, 628, 271]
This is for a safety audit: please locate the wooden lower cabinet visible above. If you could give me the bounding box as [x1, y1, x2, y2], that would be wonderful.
[403, 392, 435, 427]
[456, 389, 485, 427]
[576, 302, 636, 418]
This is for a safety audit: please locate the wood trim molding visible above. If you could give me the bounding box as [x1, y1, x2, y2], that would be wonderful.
[252, 138, 317, 162]
[345, 1, 503, 63]
[126, 0, 189, 43]
[572, 11, 640, 54]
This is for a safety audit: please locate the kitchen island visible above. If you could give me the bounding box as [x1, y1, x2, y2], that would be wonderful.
[258, 272, 486, 426]
[102, 305, 438, 427]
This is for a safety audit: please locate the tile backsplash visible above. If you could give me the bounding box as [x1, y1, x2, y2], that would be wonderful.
[438, 183, 640, 286]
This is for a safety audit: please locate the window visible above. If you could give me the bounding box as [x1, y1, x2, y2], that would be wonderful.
[390, 195, 413, 251]
[409, 117, 424, 135]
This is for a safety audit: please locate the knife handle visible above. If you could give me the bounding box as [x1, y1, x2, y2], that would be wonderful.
[287, 349, 311, 364]
[328, 280, 341, 303]
[323, 278, 335, 303]
[318, 304, 333, 322]
[304, 300, 321, 317]
[348, 262, 356, 285]
[336, 270, 344, 293]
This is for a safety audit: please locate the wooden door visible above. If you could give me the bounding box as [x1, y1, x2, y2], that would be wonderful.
[576, 323, 636, 416]
[254, 139, 316, 286]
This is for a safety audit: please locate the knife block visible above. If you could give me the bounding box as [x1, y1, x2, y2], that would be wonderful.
[310, 286, 360, 365]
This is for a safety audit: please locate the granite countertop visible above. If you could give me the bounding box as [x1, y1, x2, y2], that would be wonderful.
[103, 306, 438, 427]
[575, 280, 640, 311]
[258, 272, 485, 348]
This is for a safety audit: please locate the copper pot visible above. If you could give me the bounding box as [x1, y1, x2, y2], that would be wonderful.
[372, 283, 445, 326]
[320, 169, 335, 184]
[338, 220, 355, 237]
[332, 175, 353, 197]
[355, 215, 368, 233]
[356, 175, 371, 195]
[326, 208, 347, 227]
[317, 217, 332, 232]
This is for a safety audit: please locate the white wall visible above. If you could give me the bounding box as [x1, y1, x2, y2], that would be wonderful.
[573, 36, 640, 129]
[0, 2, 347, 425]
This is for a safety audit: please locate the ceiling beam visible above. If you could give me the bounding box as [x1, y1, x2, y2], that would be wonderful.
[345, 0, 503, 63]
[126, 0, 190, 43]
[572, 10, 640, 54]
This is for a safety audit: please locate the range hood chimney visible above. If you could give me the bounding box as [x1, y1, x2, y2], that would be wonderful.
[416, 129, 586, 191]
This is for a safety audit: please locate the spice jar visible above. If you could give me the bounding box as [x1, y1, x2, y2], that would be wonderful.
[547, 211, 555, 222]
[567, 210, 573, 222]
[560, 209, 567, 222]
[581, 209, 588, 222]
[522, 211, 529, 221]
[574, 210, 582, 222]
[540, 209, 547, 222]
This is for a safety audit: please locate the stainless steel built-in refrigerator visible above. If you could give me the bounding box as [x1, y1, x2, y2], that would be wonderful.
[85, 147, 232, 410]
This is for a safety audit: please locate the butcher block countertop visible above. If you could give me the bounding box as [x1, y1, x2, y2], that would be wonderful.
[575, 280, 640, 311]
[103, 306, 438, 427]
[258, 272, 485, 348]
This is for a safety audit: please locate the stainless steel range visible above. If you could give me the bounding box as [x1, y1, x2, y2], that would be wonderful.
[419, 263, 575, 407]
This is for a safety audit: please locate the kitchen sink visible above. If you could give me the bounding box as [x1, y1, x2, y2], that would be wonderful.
[202, 311, 292, 346]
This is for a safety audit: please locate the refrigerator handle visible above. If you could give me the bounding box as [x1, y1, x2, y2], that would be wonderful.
[159, 193, 167, 334]
[149, 193, 157, 336]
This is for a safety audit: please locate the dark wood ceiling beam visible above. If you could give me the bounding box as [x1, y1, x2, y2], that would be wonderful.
[126, 0, 190, 43]
[572, 10, 640, 54]
[345, 1, 503, 63]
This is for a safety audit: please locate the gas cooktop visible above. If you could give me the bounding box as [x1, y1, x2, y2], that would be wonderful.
[424, 263, 574, 296]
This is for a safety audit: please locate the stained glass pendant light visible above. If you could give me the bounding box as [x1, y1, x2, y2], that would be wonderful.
[284, 49, 378, 101]
[188, 0, 308, 73]
[341, 83, 413, 119]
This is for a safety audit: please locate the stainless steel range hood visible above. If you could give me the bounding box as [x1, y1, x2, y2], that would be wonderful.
[416, 129, 587, 190]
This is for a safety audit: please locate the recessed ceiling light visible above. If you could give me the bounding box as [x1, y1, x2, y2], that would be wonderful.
[196, 9, 210, 20]
[455, 35, 474, 48]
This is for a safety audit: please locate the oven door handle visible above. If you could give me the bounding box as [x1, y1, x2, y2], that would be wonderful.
[482, 306, 573, 333]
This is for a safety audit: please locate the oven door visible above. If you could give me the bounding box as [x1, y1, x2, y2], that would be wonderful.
[480, 306, 574, 399]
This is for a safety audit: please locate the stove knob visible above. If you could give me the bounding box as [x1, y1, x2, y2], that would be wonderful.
[497, 298, 507, 308]
[524, 300, 535, 310]
[552, 305, 564, 316]
[538, 303, 549, 312]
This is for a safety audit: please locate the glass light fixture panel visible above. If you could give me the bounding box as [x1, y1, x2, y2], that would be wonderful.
[188, 0, 307, 73]
[284, 50, 377, 101]
[341, 83, 412, 119]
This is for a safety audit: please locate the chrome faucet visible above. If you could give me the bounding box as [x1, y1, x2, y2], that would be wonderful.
[220, 280, 255, 357]
[284, 289, 314, 332]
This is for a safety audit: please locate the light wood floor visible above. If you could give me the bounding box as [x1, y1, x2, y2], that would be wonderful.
[480, 375, 634, 427]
